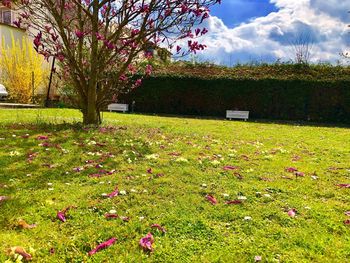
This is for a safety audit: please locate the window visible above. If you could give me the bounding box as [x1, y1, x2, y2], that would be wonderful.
[0, 10, 12, 25]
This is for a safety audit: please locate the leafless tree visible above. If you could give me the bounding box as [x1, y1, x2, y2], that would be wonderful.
[289, 32, 314, 64]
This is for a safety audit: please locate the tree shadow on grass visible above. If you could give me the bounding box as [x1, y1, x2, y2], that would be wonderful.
[129, 112, 350, 129]
[0, 121, 152, 188]
[247, 118, 350, 129]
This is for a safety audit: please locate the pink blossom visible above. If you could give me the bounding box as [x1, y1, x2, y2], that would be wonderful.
[134, 79, 142, 88]
[13, 19, 22, 28]
[88, 238, 117, 256]
[145, 64, 152, 75]
[139, 232, 154, 252]
[96, 32, 104, 40]
[195, 28, 201, 36]
[201, 28, 209, 35]
[75, 30, 85, 39]
[119, 74, 128, 82]
[33, 32, 43, 51]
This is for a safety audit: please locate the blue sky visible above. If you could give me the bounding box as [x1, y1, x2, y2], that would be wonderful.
[211, 0, 278, 28]
[193, 0, 349, 65]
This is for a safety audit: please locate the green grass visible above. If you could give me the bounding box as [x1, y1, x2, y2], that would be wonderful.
[0, 109, 349, 262]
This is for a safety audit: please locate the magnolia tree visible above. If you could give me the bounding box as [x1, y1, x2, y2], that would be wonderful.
[3, 0, 220, 125]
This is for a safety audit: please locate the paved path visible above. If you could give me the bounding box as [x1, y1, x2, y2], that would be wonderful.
[0, 103, 40, 108]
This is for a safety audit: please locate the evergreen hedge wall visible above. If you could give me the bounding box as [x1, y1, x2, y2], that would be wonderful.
[121, 76, 350, 123]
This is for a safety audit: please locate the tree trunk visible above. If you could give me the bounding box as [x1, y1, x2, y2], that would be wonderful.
[83, 86, 99, 125]
[82, 1, 100, 126]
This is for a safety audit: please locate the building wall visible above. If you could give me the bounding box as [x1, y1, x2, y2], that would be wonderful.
[0, 4, 27, 48]
[0, 22, 26, 48]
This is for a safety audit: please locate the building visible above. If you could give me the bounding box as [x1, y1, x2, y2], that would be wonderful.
[0, 4, 26, 48]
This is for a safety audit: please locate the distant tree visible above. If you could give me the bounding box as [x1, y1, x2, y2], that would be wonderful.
[289, 32, 314, 64]
[3, 0, 220, 125]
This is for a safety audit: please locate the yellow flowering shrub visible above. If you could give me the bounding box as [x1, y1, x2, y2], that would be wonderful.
[0, 35, 49, 103]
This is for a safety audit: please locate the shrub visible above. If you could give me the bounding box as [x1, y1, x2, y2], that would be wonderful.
[121, 76, 350, 124]
[0, 34, 49, 103]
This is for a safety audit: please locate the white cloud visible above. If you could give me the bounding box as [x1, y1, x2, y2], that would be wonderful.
[194, 0, 349, 65]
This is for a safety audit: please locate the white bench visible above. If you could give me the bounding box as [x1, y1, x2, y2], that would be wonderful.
[108, 103, 129, 113]
[226, 110, 249, 121]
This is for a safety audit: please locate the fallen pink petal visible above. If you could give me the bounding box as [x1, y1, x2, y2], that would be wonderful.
[57, 206, 76, 222]
[295, 172, 305, 177]
[344, 211, 350, 216]
[18, 219, 37, 229]
[288, 208, 297, 217]
[139, 232, 154, 252]
[151, 224, 166, 233]
[206, 194, 218, 205]
[336, 184, 350, 188]
[0, 196, 8, 202]
[107, 186, 119, 198]
[254, 255, 262, 262]
[88, 237, 117, 256]
[120, 216, 130, 222]
[9, 247, 32, 261]
[285, 167, 298, 173]
[57, 211, 66, 222]
[73, 167, 83, 172]
[89, 173, 103, 178]
[105, 213, 119, 219]
[37, 135, 49, 140]
[223, 165, 239, 171]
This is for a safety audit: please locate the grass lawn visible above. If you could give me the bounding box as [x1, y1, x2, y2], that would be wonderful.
[0, 109, 349, 262]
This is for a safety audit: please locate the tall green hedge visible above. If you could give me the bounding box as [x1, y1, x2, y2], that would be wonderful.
[121, 76, 350, 123]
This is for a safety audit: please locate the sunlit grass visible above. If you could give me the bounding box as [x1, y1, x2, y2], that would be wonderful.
[0, 109, 349, 262]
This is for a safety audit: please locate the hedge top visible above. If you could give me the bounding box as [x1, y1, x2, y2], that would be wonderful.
[153, 62, 350, 81]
